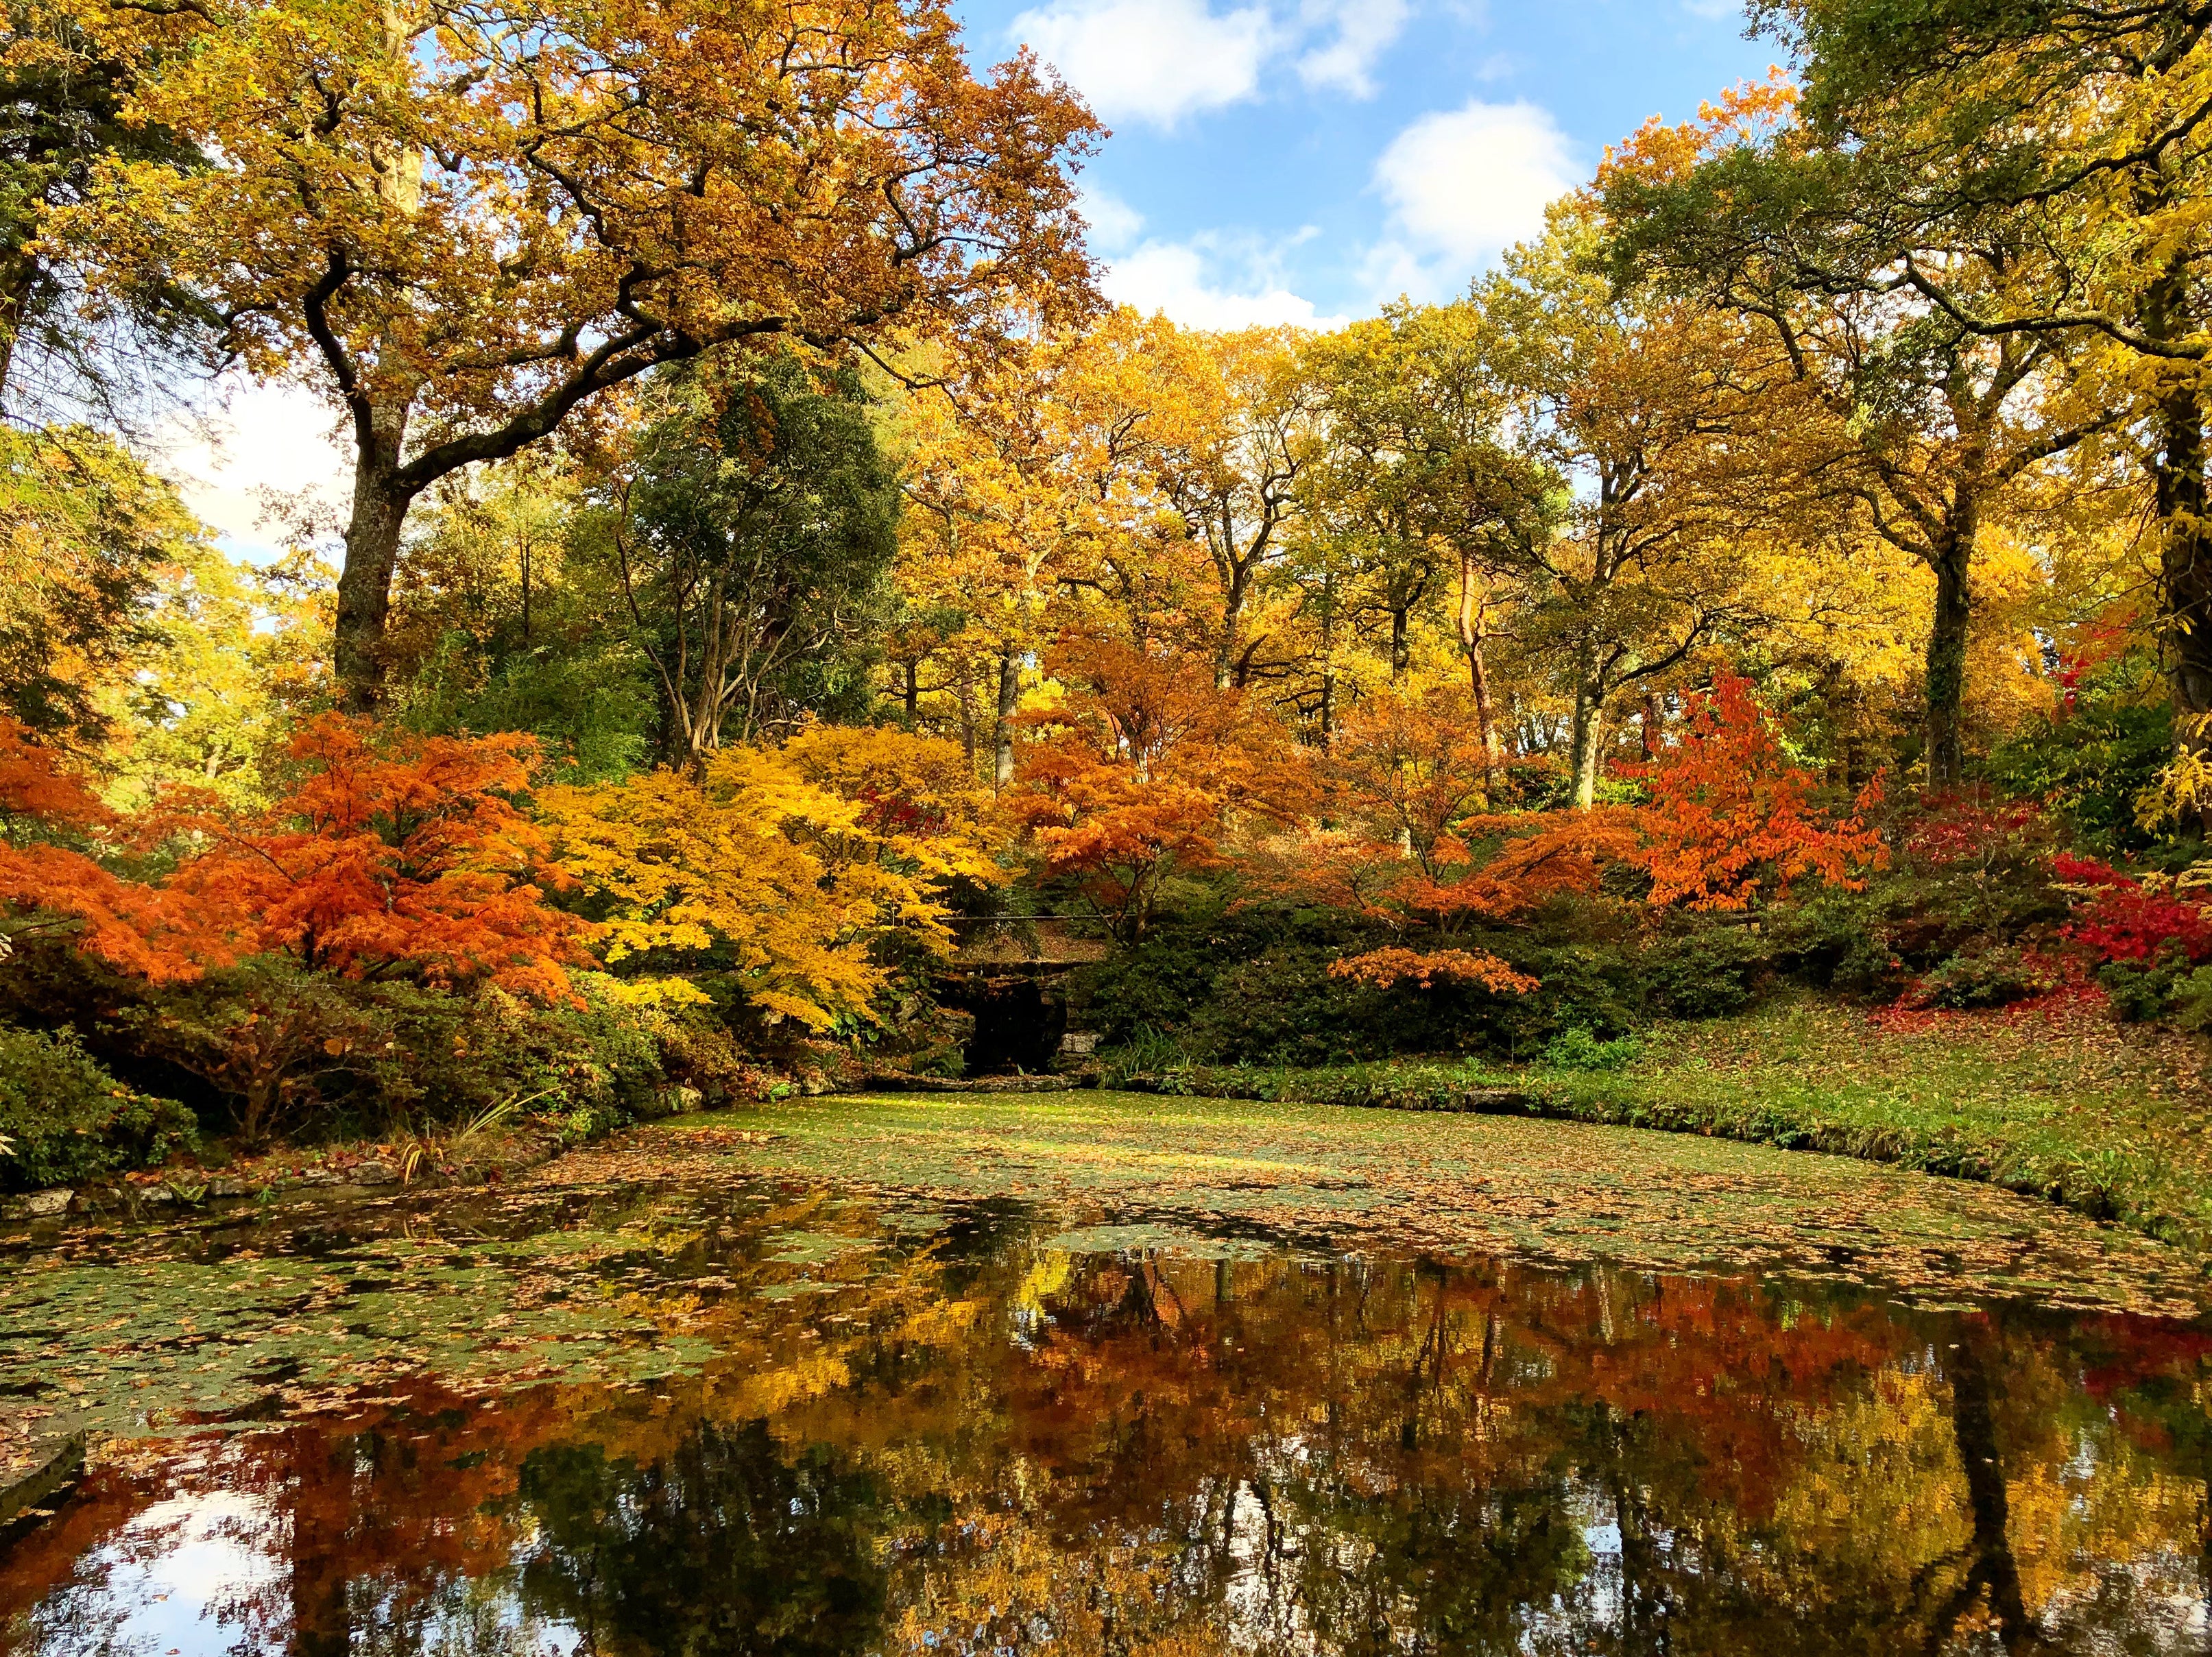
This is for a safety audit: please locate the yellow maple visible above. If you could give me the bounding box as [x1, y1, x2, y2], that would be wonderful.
[542, 727, 1001, 1029]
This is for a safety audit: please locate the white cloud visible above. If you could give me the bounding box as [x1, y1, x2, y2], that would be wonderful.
[1012, 0, 1412, 128]
[1079, 187, 1147, 254]
[156, 377, 350, 561]
[1014, 0, 1277, 127]
[1365, 99, 1579, 299]
[1101, 232, 1347, 330]
[1294, 0, 1410, 96]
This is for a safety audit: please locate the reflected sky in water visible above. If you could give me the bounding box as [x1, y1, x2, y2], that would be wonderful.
[5, 1184, 2212, 1655]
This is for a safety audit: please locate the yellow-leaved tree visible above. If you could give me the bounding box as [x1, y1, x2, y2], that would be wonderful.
[542, 727, 1000, 1030]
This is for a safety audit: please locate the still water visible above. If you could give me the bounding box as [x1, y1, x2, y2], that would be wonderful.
[3, 1176, 2211, 1654]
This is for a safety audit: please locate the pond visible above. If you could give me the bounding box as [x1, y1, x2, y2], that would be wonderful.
[3, 1096, 2211, 1654]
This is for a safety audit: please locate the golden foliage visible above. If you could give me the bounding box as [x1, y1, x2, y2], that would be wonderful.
[545, 727, 1001, 1028]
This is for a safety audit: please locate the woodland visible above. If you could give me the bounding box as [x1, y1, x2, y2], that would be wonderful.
[5, 0, 2212, 1246]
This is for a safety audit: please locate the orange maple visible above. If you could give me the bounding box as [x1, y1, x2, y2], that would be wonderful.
[179, 715, 594, 1002]
[0, 719, 217, 982]
[1629, 675, 1885, 910]
[1326, 946, 1538, 995]
[1253, 689, 1622, 934]
[1007, 635, 1306, 939]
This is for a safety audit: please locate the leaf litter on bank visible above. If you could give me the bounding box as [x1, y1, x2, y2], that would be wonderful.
[600, 1091, 2211, 1317]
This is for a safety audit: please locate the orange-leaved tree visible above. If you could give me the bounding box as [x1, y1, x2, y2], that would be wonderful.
[1007, 635, 1306, 940]
[178, 715, 593, 1002]
[543, 727, 1000, 1030]
[1261, 687, 1628, 937]
[1631, 675, 1886, 910]
[0, 718, 218, 981]
[1326, 946, 1538, 995]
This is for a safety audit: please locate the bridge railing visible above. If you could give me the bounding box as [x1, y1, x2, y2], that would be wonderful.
[945, 913, 1113, 965]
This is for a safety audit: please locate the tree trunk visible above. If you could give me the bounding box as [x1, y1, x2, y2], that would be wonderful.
[1567, 673, 1604, 810]
[333, 402, 416, 713]
[1214, 611, 1240, 691]
[2143, 255, 2212, 827]
[1456, 552, 1499, 772]
[1923, 527, 1973, 795]
[1388, 602, 1411, 684]
[288, 1429, 357, 1657]
[0, 246, 30, 406]
[993, 649, 1019, 789]
[328, 23, 424, 714]
[903, 659, 920, 724]
[1214, 544, 1250, 691]
[1938, 1333, 2036, 1652]
[1318, 568, 1337, 745]
[954, 663, 978, 771]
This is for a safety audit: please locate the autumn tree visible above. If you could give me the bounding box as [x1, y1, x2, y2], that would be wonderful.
[1631, 674, 1885, 910]
[1297, 322, 1445, 697]
[1151, 328, 1321, 689]
[1301, 303, 1554, 758]
[53, 0, 1100, 709]
[0, 424, 202, 747]
[895, 336, 1085, 785]
[0, 716, 215, 979]
[1007, 635, 1303, 939]
[1044, 309, 1219, 659]
[386, 452, 655, 783]
[1247, 686, 1627, 943]
[0, 0, 213, 418]
[1621, 6, 2212, 797]
[106, 544, 328, 810]
[544, 726, 1000, 1029]
[891, 310, 1262, 776]
[178, 714, 594, 1002]
[1602, 80, 2118, 790]
[1478, 225, 1776, 807]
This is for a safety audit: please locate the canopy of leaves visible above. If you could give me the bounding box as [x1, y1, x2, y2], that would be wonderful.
[178, 714, 594, 1002]
[544, 727, 1000, 1029]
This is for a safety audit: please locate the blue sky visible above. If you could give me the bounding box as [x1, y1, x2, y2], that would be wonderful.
[981, 0, 1780, 324]
[173, 0, 1778, 553]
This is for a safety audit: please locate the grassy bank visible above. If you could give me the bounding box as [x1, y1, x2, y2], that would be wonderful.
[1118, 995, 2212, 1251]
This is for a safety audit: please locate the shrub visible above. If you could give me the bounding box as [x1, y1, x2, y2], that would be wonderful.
[110, 961, 670, 1146]
[2054, 854, 2212, 967]
[1066, 932, 1226, 1047]
[2167, 967, 2212, 1034]
[1637, 926, 1772, 1019]
[1910, 946, 2057, 1011]
[1541, 1027, 1642, 1072]
[1986, 656, 2172, 854]
[1098, 1023, 1197, 1085]
[0, 1026, 197, 1191]
[341, 974, 669, 1140]
[2095, 958, 2212, 1030]
[1187, 946, 1409, 1065]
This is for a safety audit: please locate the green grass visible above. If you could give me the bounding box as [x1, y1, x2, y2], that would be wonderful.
[1124, 996, 2212, 1250]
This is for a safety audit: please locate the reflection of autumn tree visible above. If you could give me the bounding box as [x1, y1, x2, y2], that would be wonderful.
[13, 1224, 2212, 1656]
[518, 1425, 887, 1656]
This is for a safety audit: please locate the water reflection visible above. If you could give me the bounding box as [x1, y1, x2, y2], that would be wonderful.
[7, 1213, 2212, 1654]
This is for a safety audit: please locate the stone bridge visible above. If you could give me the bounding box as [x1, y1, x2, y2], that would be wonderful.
[946, 915, 1112, 968]
[937, 916, 1110, 1074]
